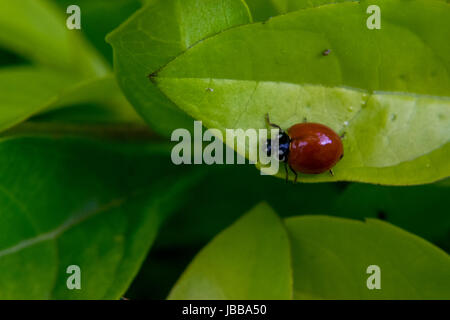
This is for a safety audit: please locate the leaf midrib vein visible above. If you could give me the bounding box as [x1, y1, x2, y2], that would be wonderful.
[0, 197, 126, 259]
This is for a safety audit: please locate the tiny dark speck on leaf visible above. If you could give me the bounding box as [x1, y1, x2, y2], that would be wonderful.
[262, 16, 273, 25]
[377, 211, 388, 220]
[334, 181, 351, 192]
[148, 71, 158, 84]
[322, 49, 331, 56]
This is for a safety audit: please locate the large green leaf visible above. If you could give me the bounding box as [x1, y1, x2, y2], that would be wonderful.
[168, 203, 292, 299]
[154, 0, 450, 185]
[286, 216, 450, 299]
[107, 0, 252, 136]
[0, 136, 200, 299]
[168, 203, 450, 300]
[0, 0, 108, 76]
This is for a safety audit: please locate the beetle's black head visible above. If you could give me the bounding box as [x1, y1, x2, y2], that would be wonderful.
[265, 131, 290, 162]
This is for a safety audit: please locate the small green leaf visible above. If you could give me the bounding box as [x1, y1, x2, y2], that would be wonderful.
[333, 183, 450, 248]
[245, 0, 355, 21]
[0, 67, 135, 133]
[107, 0, 252, 136]
[435, 177, 450, 187]
[0, 137, 201, 299]
[0, 67, 74, 132]
[55, 0, 142, 64]
[155, 0, 450, 184]
[243, 0, 282, 21]
[168, 203, 292, 300]
[286, 216, 450, 299]
[0, 0, 108, 76]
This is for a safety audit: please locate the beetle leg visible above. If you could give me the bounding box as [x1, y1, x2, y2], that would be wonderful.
[289, 165, 298, 184]
[329, 169, 334, 176]
[284, 162, 289, 184]
[265, 113, 283, 131]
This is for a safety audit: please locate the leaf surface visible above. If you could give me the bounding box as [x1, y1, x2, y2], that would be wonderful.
[168, 203, 292, 299]
[0, 137, 200, 299]
[0, 0, 108, 76]
[56, 0, 142, 64]
[244, 0, 355, 21]
[107, 0, 252, 135]
[286, 216, 450, 299]
[168, 203, 450, 300]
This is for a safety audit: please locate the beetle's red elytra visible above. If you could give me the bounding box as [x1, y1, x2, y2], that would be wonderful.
[265, 114, 344, 183]
[288, 123, 343, 174]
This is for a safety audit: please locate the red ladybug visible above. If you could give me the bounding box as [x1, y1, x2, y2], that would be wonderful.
[265, 114, 344, 183]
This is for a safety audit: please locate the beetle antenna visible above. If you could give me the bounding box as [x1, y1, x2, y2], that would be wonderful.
[265, 113, 282, 131]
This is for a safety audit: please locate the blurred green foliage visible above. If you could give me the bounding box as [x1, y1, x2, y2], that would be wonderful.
[0, 0, 448, 300]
